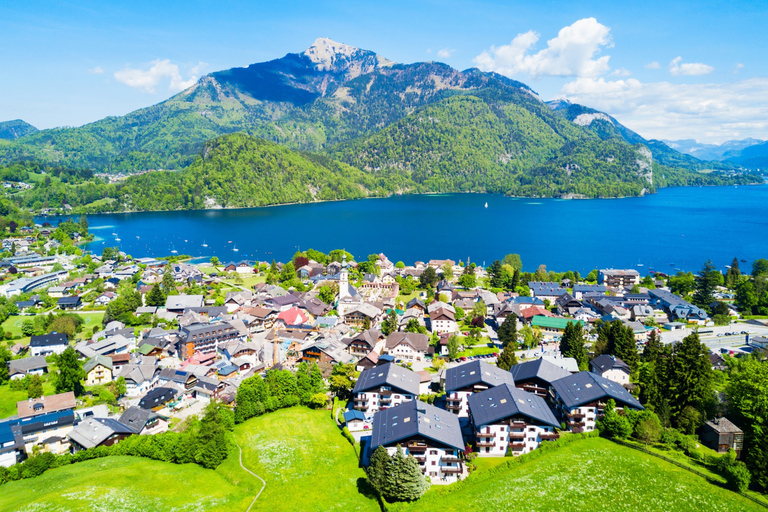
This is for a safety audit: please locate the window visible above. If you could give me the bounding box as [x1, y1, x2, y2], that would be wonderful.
[431, 461, 436, 465]
[430, 450, 437, 455]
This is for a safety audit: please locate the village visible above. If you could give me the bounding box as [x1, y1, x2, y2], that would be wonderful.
[0, 223, 764, 501]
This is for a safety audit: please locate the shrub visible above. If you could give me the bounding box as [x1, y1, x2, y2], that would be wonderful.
[725, 461, 752, 493]
[341, 426, 355, 446]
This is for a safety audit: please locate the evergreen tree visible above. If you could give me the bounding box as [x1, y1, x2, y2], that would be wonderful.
[496, 315, 517, 347]
[367, 445, 391, 495]
[447, 335, 460, 360]
[309, 362, 325, 393]
[55, 347, 86, 396]
[668, 332, 713, 426]
[487, 260, 502, 288]
[613, 322, 639, 374]
[560, 321, 588, 370]
[194, 402, 231, 469]
[0, 348, 11, 384]
[382, 309, 399, 336]
[115, 376, 127, 397]
[725, 257, 741, 288]
[598, 399, 632, 439]
[162, 270, 176, 292]
[146, 284, 166, 307]
[496, 344, 518, 371]
[27, 374, 43, 399]
[296, 361, 312, 404]
[383, 446, 427, 502]
[693, 260, 720, 311]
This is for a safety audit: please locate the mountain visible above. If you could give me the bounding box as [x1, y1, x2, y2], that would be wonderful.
[0, 38, 760, 205]
[661, 138, 765, 162]
[0, 120, 38, 140]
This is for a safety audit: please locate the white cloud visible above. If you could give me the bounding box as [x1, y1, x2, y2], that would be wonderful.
[114, 59, 206, 93]
[734, 63, 744, 74]
[560, 76, 768, 143]
[668, 56, 714, 76]
[88, 66, 104, 75]
[437, 48, 455, 59]
[644, 61, 661, 69]
[473, 18, 612, 78]
[611, 68, 631, 77]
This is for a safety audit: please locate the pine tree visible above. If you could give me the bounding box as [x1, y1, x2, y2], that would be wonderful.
[496, 315, 517, 347]
[367, 445, 391, 495]
[27, 374, 43, 399]
[309, 362, 325, 393]
[560, 321, 588, 370]
[725, 257, 741, 288]
[693, 260, 720, 311]
[146, 284, 166, 307]
[382, 310, 398, 336]
[55, 347, 86, 396]
[497, 344, 518, 371]
[162, 270, 176, 292]
[668, 331, 713, 425]
[384, 446, 427, 502]
[296, 361, 312, 404]
[613, 321, 639, 375]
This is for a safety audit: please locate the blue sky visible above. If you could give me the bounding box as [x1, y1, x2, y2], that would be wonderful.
[1, 0, 766, 143]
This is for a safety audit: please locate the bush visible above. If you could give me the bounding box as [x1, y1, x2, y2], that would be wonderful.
[308, 393, 328, 409]
[341, 426, 355, 446]
[725, 461, 751, 492]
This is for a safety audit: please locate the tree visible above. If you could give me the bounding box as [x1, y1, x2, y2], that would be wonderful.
[753, 258, 768, 277]
[472, 300, 486, 320]
[559, 321, 588, 370]
[194, 402, 231, 469]
[0, 348, 10, 384]
[317, 284, 337, 305]
[668, 332, 713, 426]
[404, 318, 425, 334]
[27, 374, 43, 399]
[441, 261, 453, 280]
[367, 445, 391, 495]
[447, 335, 461, 360]
[502, 253, 523, 271]
[395, 261, 405, 269]
[668, 272, 696, 297]
[329, 363, 356, 398]
[736, 280, 758, 315]
[383, 447, 427, 502]
[78, 214, 89, 235]
[727, 356, 768, 490]
[599, 399, 632, 439]
[458, 273, 476, 288]
[21, 319, 35, 336]
[309, 362, 324, 393]
[162, 270, 176, 292]
[496, 316, 517, 347]
[55, 347, 85, 396]
[594, 321, 638, 374]
[210, 256, 220, 267]
[382, 310, 399, 336]
[676, 406, 701, 435]
[419, 267, 437, 288]
[725, 257, 741, 288]
[296, 361, 312, 404]
[496, 344, 518, 371]
[146, 284, 166, 307]
[635, 417, 662, 448]
[693, 260, 720, 311]
[115, 376, 127, 397]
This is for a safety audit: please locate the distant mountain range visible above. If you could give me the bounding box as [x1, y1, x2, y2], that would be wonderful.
[0, 38, 760, 206]
[662, 138, 768, 170]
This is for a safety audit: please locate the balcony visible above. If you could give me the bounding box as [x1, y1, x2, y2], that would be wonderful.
[510, 443, 526, 451]
[441, 466, 463, 474]
[567, 421, 585, 428]
[566, 412, 585, 420]
[476, 440, 496, 448]
[476, 432, 496, 438]
[441, 456, 462, 463]
[446, 404, 461, 411]
[509, 421, 527, 428]
[413, 455, 426, 463]
[508, 432, 525, 440]
[540, 433, 560, 441]
[446, 397, 462, 404]
[353, 397, 366, 403]
[380, 397, 392, 404]
[354, 405, 368, 411]
[407, 443, 428, 453]
[380, 390, 393, 397]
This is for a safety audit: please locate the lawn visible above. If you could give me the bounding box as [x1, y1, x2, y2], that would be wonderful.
[235, 406, 379, 512]
[390, 436, 763, 512]
[2, 311, 105, 345]
[0, 380, 57, 419]
[0, 455, 255, 512]
[457, 343, 497, 357]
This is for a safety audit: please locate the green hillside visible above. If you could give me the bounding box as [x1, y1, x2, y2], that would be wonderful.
[392, 437, 764, 512]
[0, 119, 38, 140]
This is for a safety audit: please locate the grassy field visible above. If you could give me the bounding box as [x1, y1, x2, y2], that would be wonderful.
[2, 311, 105, 345]
[235, 407, 379, 512]
[0, 456, 255, 512]
[390, 437, 763, 512]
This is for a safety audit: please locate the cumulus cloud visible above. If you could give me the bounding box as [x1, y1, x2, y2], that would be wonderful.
[560, 76, 768, 143]
[437, 48, 455, 59]
[473, 18, 612, 78]
[644, 61, 661, 69]
[88, 66, 104, 75]
[114, 60, 206, 93]
[668, 56, 714, 76]
[611, 68, 631, 77]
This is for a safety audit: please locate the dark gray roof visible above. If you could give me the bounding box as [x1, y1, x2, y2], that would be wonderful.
[444, 360, 515, 393]
[467, 384, 559, 428]
[589, 355, 630, 374]
[118, 406, 157, 434]
[550, 372, 644, 410]
[371, 400, 464, 451]
[29, 332, 68, 347]
[353, 362, 420, 396]
[8, 356, 48, 374]
[705, 417, 743, 434]
[510, 358, 570, 384]
[138, 387, 179, 409]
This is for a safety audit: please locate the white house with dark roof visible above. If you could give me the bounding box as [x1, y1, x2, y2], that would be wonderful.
[383, 332, 430, 362]
[369, 400, 465, 483]
[468, 384, 560, 457]
[589, 355, 631, 386]
[509, 358, 571, 398]
[29, 332, 68, 357]
[443, 360, 515, 420]
[352, 362, 420, 417]
[550, 372, 644, 432]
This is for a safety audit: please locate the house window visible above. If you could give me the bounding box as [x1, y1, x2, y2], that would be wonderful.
[430, 450, 437, 455]
[431, 461, 436, 465]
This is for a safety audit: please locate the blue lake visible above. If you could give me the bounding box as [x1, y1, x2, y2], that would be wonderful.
[40, 184, 768, 274]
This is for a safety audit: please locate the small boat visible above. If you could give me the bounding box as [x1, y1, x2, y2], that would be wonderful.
[484, 202, 488, 208]
[637, 263, 644, 267]
[111, 232, 117, 236]
[232, 244, 239, 252]
[115, 234, 121, 242]
[136, 236, 140, 239]
[202, 240, 208, 248]
[741, 259, 747, 263]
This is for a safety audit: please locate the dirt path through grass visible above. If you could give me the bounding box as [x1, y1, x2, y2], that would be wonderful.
[237, 441, 267, 512]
